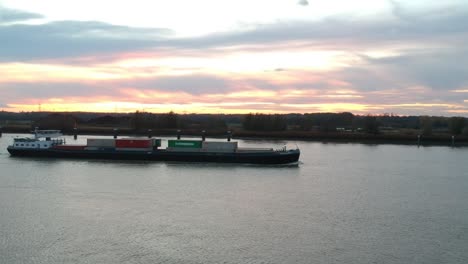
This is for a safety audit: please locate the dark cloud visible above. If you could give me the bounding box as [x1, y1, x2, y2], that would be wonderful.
[0, 6, 43, 23]
[388, 0, 409, 21]
[337, 47, 468, 92]
[167, 8, 468, 50]
[0, 20, 172, 61]
[298, 0, 309, 6]
[371, 50, 468, 90]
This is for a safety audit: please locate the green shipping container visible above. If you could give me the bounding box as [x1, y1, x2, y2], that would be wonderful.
[168, 140, 202, 148]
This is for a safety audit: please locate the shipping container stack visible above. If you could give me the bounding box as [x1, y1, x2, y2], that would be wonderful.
[84, 138, 161, 152]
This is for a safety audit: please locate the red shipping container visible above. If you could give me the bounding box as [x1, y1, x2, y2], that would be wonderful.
[115, 139, 151, 148]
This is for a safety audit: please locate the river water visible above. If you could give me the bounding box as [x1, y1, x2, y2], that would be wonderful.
[0, 133, 467, 264]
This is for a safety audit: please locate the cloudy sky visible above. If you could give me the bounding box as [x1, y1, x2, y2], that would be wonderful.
[0, 0, 467, 115]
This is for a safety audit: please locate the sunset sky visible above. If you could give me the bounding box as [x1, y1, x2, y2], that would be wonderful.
[0, 0, 467, 115]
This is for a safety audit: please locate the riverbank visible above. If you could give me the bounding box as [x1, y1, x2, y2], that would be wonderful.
[1, 125, 467, 147]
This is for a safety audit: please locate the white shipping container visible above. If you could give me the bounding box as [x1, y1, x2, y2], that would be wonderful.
[87, 138, 116, 147]
[202, 141, 238, 152]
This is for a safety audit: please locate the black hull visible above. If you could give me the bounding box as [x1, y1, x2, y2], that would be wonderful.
[7, 148, 300, 165]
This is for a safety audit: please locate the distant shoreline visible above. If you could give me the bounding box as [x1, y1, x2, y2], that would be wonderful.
[1, 126, 467, 147]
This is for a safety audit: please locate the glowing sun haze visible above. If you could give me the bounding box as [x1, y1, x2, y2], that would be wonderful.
[0, 0, 467, 115]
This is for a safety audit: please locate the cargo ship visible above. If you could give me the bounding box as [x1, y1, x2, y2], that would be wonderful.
[7, 130, 300, 164]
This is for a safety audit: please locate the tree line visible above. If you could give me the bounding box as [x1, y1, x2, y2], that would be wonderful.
[0, 111, 467, 135]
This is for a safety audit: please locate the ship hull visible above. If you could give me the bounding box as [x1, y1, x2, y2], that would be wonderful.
[7, 147, 300, 165]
